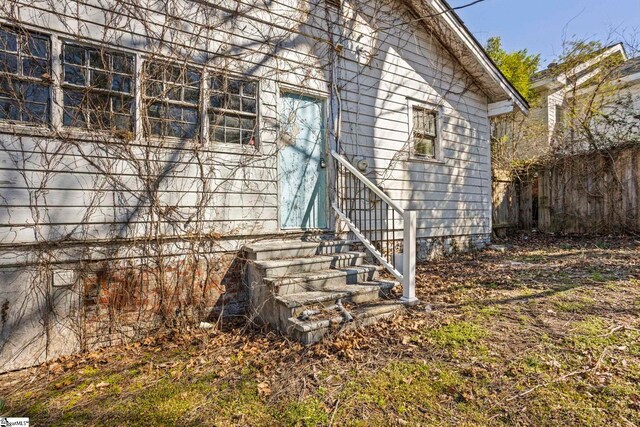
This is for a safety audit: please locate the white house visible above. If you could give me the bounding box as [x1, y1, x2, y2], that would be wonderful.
[530, 43, 639, 149]
[0, 0, 526, 371]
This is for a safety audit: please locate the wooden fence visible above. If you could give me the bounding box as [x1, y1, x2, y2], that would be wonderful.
[538, 145, 640, 233]
[492, 170, 536, 235]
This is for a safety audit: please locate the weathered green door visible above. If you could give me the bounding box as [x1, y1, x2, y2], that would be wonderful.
[278, 93, 327, 230]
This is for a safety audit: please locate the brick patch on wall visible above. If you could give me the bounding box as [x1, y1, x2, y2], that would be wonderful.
[82, 253, 246, 350]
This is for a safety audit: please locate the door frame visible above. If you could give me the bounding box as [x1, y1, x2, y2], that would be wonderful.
[276, 84, 332, 232]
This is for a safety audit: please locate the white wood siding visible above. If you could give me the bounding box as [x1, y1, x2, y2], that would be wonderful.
[0, 0, 493, 257]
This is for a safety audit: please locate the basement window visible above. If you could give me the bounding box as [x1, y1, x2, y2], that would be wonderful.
[0, 27, 50, 124]
[144, 61, 201, 139]
[208, 75, 257, 147]
[410, 106, 438, 159]
[62, 43, 134, 132]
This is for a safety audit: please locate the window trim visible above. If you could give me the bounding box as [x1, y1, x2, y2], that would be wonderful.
[406, 98, 444, 163]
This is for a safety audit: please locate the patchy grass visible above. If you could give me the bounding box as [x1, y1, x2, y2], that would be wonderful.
[424, 321, 487, 349]
[338, 361, 489, 425]
[279, 398, 329, 427]
[552, 293, 596, 313]
[1, 235, 640, 426]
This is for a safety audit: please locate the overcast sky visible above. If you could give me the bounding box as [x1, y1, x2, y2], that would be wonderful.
[452, 0, 640, 68]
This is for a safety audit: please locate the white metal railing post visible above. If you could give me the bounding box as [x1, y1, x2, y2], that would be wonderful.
[401, 210, 419, 305]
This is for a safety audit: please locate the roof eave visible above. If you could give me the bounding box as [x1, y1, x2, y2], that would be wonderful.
[412, 0, 529, 114]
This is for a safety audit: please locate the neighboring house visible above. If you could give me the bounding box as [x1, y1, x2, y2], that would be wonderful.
[492, 43, 639, 167]
[0, 0, 526, 371]
[491, 43, 640, 234]
[530, 43, 639, 150]
[616, 56, 640, 96]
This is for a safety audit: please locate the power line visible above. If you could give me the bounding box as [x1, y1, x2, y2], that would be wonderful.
[449, 0, 486, 12]
[377, 0, 487, 32]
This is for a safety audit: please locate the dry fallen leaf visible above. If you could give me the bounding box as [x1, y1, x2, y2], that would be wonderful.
[48, 362, 64, 375]
[257, 381, 271, 397]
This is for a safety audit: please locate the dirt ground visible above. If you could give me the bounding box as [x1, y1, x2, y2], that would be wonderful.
[1, 234, 639, 426]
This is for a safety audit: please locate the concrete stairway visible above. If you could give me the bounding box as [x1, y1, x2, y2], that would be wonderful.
[244, 238, 405, 344]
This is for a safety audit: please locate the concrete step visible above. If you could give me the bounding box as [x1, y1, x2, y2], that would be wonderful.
[358, 280, 399, 298]
[244, 239, 353, 261]
[244, 240, 319, 261]
[316, 240, 353, 255]
[255, 252, 365, 277]
[276, 284, 381, 313]
[275, 287, 380, 321]
[263, 265, 383, 296]
[286, 300, 406, 344]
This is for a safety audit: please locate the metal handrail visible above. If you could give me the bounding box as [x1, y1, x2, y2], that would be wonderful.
[330, 151, 404, 214]
[331, 150, 418, 305]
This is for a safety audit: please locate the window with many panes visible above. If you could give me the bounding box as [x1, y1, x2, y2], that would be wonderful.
[144, 62, 200, 139]
[0, 27, 50, 124]
[62, 43, 134, 132]
[411, 106, 437, 158]
[208, 75, 257, 146]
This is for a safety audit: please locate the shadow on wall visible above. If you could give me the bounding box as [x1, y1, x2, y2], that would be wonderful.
[0, 0, 309, 371]
[321, 0, 491, 261]
[0, 0, 494, 371]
